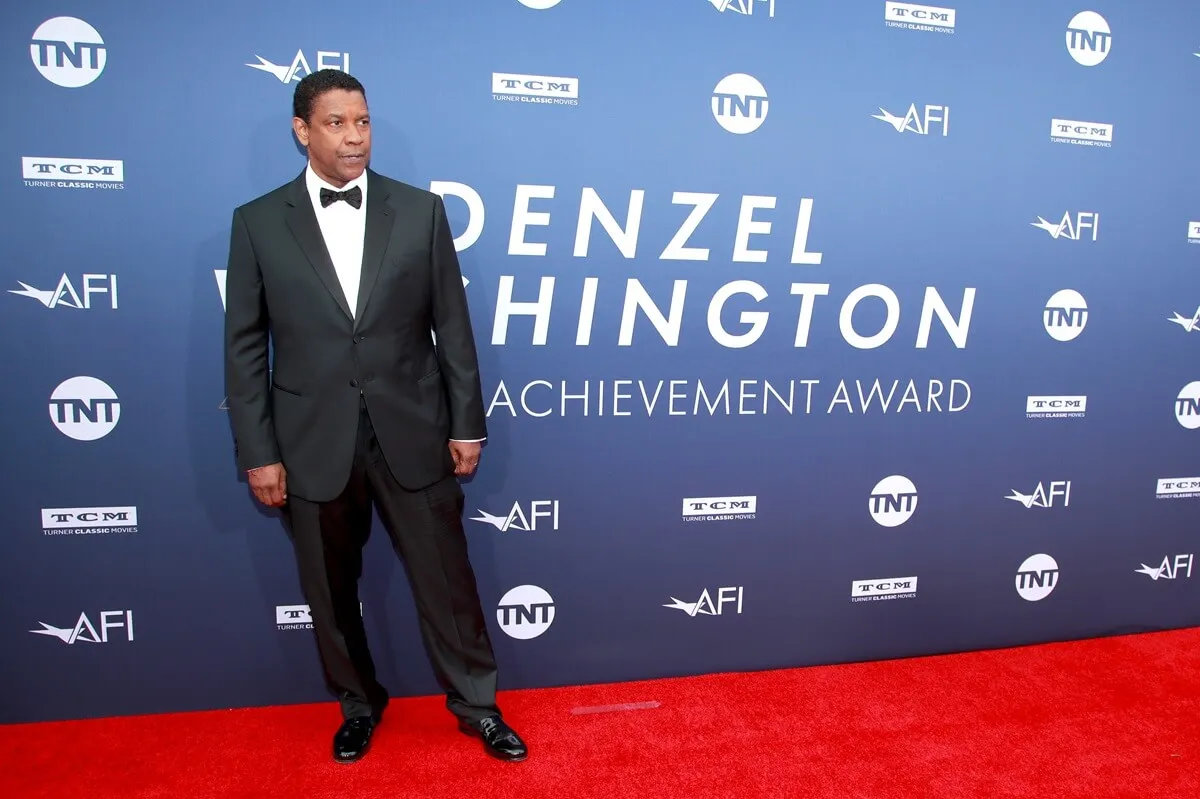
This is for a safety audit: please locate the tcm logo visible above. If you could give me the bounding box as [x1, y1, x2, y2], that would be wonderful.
[850, 577, 918, 603]
[497, 585, 555, 639]
[1006, 481, 1071, 509]
[1015, 554, 1059, 602]
[276, 603, 360, 630]
[1157, 477, 1200, 499]
[41, 506, 138, 536]
[681, 495, 757, 521]
[1169, 306, 1200, 333]
[470, 500, 560, 532]
[868, 475, 918, 527]
[1050, 119, 1113, 147]
[884, 2, 956, 33]
[708, 0, 775, 16]
[9, 274, 118, 309]
[1026, 395, 1087, 419]
[31, 610, 134, 644]
[1066, 11, 1111, 67]
[1175, 381, 1200, 429]
[1136, 554, 1193, 581]
[22, 157, 124, 190]
[664, 586, 744, 617]
[49, 376, 120, 441]
[30, 16, 105, 88]
[872, 104, 950, 136]
[517, 0, 563, 8]
[1188, 221, 1200, 244]
[711, 73, 768, 135]
[1031, 211, 1098, 241]
[1043, 289, 1088, 342]
[491, 72, 579, 106]
[246, 50, 350, 83]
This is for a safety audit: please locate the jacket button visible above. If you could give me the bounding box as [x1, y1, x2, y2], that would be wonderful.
[350, 379, 359, 388]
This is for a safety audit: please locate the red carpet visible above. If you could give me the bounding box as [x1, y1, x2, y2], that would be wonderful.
[3, 629, 1198, 798]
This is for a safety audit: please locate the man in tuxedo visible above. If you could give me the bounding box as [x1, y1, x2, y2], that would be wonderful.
[222, 69, 526, 765]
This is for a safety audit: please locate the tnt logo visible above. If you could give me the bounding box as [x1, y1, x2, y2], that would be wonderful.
[1175, 381, 1200, 430]
[30, 17, 106, 88]
[1006, 481, 1071, 509]
[868, 475, 918, 527]
[1043, 289, 1088, 342]
[1066, 11, 1111, 67]
[246, 50, 350, 83]
[712, 73, 768, 135]
[471, 500, 560, 532]
[9, 273, 117, 309]
[664, 586, 744, 617]
[1136, 554, 1193, 581]
[49, 376, 120, 441]
[1016, 554, 1059, 602]
[872, 104, 950, 136]
[1031, 211, 1098, 241]
[518, 0, 563, 8]
[30, 610, 133, 644]
[709, 0, 775, 16]
[497, 585, 555, 639]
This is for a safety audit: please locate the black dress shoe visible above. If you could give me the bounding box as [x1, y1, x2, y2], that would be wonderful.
[333, 716, 376, 764]
[459, 714, 528, 762]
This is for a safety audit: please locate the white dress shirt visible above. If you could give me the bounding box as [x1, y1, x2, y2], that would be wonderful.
[303, 163, 483, 444]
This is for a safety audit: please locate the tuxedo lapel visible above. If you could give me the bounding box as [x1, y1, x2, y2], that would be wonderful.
[284, 171, 353, 322]
[353, 170, 394, 332]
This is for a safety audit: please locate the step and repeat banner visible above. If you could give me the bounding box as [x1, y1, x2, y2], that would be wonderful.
[1, 1, 1198, 723]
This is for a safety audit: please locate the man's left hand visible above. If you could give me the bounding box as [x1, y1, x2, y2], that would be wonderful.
[449, 440, 482, 476]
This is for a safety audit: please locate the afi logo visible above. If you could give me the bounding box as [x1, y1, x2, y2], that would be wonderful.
[708, 0, 775, 16]
[1006, 481, 1071, 508]
[1065, 11, 1112, 67]
[471, 500, 560, 532]
[31, 610, 134, 644]
[664, 586, 744, 616]
[1031, 211, 1098, 241]
[9, 274, 117, 309]
[1137, 554, 1193, 581]
[246, 50, 350, 83]
[872, 104, 950, 136]
[1169, 307, 1200, 333]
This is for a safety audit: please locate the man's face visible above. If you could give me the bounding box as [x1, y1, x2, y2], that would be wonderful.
[293, 88, 370, 187]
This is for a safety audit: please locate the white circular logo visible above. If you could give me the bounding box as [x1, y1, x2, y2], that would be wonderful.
[868, 475, 918, 527]
[49, 376, 120, 440]
[1066, 11, 1111, 66]
[1016, 554, 1059, 601]
[30, 17, 106, 88]
[1043, 289, 1088, 341]
[1176, 381, 1200, 430]
[497, 585, 555, 639]
[518, 0, 563, 8]
[711, 73, 768, 135]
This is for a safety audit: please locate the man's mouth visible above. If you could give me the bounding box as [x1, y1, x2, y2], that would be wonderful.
[341, 153, 365, 161]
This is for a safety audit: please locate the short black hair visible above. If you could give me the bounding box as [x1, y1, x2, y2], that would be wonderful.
[293, 69, 367, 123]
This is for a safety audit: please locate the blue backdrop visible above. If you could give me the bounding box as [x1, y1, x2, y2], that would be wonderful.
[2, 0, 1198, 724]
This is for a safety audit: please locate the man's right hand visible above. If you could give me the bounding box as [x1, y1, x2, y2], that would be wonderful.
[248, 463, 288, 507]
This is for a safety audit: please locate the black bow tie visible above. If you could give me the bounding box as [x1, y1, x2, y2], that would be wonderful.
[319, 185, 362, 209]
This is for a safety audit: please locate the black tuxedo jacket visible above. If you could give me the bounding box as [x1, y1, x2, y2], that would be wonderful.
[223, 168, 486, 502]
